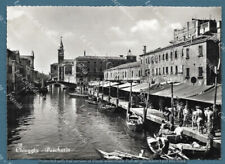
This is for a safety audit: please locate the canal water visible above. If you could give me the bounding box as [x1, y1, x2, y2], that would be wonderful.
[7, 86, 156, 160]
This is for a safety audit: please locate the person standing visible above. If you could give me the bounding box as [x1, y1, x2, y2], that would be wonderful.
[183, 105, 189, 127]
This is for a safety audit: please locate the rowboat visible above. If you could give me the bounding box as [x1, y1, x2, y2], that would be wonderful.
[68, 92, 88, 98]
[126, 114, 143, 132]
[147, 136, 189, 160]
[96, 149, 149, 160]
[169, 142, 209, 157]
[85, 99, 98, 105]
[98, 103, 117, 112]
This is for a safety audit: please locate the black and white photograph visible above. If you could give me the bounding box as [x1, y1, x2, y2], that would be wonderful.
[7, 6, 221, 160]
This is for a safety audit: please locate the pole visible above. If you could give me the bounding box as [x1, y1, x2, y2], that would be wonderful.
[144, 82, 150, 126]
[108, 81, 111, 103]
[171, 82, 174, 115]
[116, 83, 119, 107]
[97, 80, 100, 98]
[128, 81, 132, 114]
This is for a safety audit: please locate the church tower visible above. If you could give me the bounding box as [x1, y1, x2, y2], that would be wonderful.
[58, 36, 64, 64]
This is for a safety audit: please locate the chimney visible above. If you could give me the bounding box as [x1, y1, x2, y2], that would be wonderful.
[84, 50, 86, 56]
[143, 45, 147, 54]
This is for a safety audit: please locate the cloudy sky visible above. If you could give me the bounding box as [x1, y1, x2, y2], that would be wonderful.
[7, 7, 221, 74]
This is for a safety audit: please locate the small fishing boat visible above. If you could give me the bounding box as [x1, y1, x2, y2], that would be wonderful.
[85, 97, 98, 105]
[147, 136, 189, 160]
[126, 113, 143, 132]
[98, 103, 117, 112]
[96, 149, 149, 160]
[169, 142, 209, 155]
[68, 92, 88, 98]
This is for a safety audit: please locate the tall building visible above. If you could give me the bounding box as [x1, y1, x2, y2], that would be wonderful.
[139, 19, 221, 86]
[50, 37, 76, 83]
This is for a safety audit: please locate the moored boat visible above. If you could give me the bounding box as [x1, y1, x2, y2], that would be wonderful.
[85, 99, 98, 105]
[98, 103, 117, 112]
[126, 113, 143, 132]
[96, 149, 149, 160]
[68, 92, 88, 98]
[147, 136, 189, 160]
[169, 142, 209, 157]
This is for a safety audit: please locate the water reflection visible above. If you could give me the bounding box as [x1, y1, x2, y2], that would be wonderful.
[8, 86, 153, 160]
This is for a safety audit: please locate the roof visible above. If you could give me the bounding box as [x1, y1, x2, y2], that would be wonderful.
[186, 85, 222, 105]
[122, 83, 149, 93]
[107, 62, 140, 71]
[76, 55, 126, 60]
[141, 83, 213, 99]
[50, 63, 58, 66]
[140, 35, 218, 57]
[116, 82, 138, 89]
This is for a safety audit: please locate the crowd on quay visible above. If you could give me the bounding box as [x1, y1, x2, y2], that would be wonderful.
[132, 93, 220, 136]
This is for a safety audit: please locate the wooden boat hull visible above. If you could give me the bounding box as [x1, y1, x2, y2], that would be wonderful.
[68, 93, 88, 98]
[126, 121, 143, 132]
[85, 99, 98, 105]
[147, 136, 162, 154]
[96, 149, 149, 160]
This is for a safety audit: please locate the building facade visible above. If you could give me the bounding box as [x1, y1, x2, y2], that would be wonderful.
[74, 51, 137, 85]
[104, 61, 141, 82]
[103, 19, 221, 86]
[7, 49, 48, 94]
[140, 19, 221, 86]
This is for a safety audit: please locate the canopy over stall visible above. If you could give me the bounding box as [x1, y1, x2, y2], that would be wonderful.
[186, 85, 222, 105]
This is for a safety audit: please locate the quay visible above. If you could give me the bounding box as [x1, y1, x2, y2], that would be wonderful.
[93, 92, 221, 149]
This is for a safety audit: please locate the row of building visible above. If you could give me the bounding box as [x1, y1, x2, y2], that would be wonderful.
[50, 18, 221, 88]
[104, 18, 221, 86]
[50, 38, 137, 85]
[7, 49, 49, 94]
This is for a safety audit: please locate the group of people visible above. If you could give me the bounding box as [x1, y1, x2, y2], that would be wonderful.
[162, 102, 215, 134]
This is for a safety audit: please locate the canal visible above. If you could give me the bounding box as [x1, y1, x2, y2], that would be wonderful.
[7, 86, 156, 160]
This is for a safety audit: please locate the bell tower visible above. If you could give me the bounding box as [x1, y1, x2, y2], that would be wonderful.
[58, 36, 64, 64]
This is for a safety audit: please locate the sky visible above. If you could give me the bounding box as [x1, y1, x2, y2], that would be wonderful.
[7, 7, 221, 74]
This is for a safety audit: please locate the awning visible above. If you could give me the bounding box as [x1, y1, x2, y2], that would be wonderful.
[88, 81, 99, 86]
[117, 82, 138, 89]
[186, 85, 222, 105]
[122, 83, 149, 93]
[142, 83, 213, 99]
[102, 82, 119, 87]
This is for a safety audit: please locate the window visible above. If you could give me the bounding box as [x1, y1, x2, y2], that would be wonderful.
[151, 57, 154, 64]
[186, 48, 190, 59]
[146, 58, 148, 64]
[131, 71, 133, 77]
[140, 59, 142, 64]
[156, 68, 158, 75]
[198, 67, 203, 78]
[170, 66, 173, 74]
[175, 66, 178, 74]
[159, 68, 161, 75]
[138, 70, 141, 77]
[159, 55, 161, 62]
[186, 68, 190, 78]
[125, 71, 126, 78]
[152, 69, 154, 76]
[163, 54, 165, 60]
[170, 52, 173, 61]
[175, 51, 178, 59]
[166, 53, 168, 61]
[166, 67, 168, 74]
[198, 45, 203, 57]
[163, 67, 165, 74]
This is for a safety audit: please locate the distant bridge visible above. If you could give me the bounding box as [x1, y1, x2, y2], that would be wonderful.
[46, 80, 77, 88]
